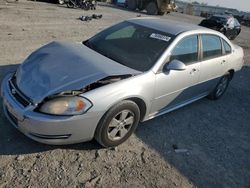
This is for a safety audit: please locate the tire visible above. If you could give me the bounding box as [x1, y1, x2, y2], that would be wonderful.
[146, 2, 158, 15]
[208, 73, 230, 100]
[95, 100, 140, 147]
[127, 0, 137, 11]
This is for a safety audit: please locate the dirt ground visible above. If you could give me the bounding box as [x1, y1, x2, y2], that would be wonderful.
[0, 1, 249, 188]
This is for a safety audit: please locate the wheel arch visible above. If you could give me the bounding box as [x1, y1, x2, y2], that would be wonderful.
[97, 96, 148, 127]
[124, 97, 147, 121]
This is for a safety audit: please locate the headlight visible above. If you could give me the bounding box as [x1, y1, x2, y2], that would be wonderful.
[39, 96, 92, 115]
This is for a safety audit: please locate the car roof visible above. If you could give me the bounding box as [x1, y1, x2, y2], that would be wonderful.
[127, 17, 210, 36]
[211, 14, 233, 19]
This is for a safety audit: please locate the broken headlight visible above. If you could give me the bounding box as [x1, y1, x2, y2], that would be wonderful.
[39, 96, 92, 115]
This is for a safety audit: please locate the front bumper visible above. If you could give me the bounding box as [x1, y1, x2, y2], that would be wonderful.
[1, 74, 102, 145]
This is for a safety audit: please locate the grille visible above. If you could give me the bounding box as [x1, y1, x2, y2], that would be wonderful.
[9, 76, 31, 107]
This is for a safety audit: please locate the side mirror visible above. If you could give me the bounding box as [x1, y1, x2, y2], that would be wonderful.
[164, 59, 186, 71]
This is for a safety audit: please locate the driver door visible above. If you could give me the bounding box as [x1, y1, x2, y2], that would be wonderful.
[150, 35, 201, 115]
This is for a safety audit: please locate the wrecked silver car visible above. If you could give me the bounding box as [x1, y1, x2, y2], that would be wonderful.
[1, 18, 244, 147]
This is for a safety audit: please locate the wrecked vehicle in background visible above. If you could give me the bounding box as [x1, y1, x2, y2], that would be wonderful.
[126, 0, 177, 15]
[1, 18, 244, 147]
[60, 0, 97, 9]
[199, 14, 241, 40]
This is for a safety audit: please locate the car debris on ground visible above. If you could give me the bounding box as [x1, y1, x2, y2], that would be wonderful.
[79, 14, 103, 21]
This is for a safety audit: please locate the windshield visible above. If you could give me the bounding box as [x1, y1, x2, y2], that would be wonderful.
[84, 21, 174, 72]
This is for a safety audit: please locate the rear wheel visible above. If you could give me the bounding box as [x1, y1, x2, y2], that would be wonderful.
[95, 100, 140, 147]
[208, 73, 230, 100]
[146, 2, 158, 15]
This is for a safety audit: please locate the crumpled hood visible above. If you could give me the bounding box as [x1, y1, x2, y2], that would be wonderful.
[16, 41, 140, 104]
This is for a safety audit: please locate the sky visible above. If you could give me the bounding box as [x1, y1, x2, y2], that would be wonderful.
[182, 0, 250, 12]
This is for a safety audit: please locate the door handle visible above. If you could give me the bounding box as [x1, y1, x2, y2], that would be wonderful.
[190, 68, 197, 75]
[221, 60, 226, 65]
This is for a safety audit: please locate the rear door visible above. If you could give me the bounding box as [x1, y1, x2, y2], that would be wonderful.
[198, 34, 227, 93]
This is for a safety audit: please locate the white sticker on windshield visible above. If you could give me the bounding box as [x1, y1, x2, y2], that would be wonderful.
[150, 33, 171, 42]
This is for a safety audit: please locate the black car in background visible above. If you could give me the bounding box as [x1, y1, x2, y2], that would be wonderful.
[199, 15, 241, 40]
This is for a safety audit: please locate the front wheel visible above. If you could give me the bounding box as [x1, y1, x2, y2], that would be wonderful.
[95, 100, 140, 147]
[208, 74, 230, 100]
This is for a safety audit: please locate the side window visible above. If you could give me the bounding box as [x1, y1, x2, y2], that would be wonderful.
[202, 35, 222, 60]
[222, 39, 232, 54]
[106, 26, 136, 40]
[170, 35, 198, 65]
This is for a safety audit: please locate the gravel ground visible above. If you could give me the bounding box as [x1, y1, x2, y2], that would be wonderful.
[0, 1, 249, 187]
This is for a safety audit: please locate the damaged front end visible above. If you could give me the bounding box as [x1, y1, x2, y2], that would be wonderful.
[36, 75, 133, 116]
[15, 41, 141, 104]
[53, 74, 132, 97]
[11, 41, 141, 116]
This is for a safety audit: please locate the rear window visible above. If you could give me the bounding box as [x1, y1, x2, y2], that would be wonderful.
[222, 39, 232, 54]
[202, 35, 222, 60]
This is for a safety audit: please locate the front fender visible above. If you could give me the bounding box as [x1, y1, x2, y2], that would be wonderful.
[82, 71, 156, 120]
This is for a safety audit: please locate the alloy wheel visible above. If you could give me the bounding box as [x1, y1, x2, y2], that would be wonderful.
[216, 76, 229, 97]
[107, 110, 135, 141]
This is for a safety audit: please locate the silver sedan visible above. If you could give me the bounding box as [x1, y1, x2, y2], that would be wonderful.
[1, 18, 244, 147]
